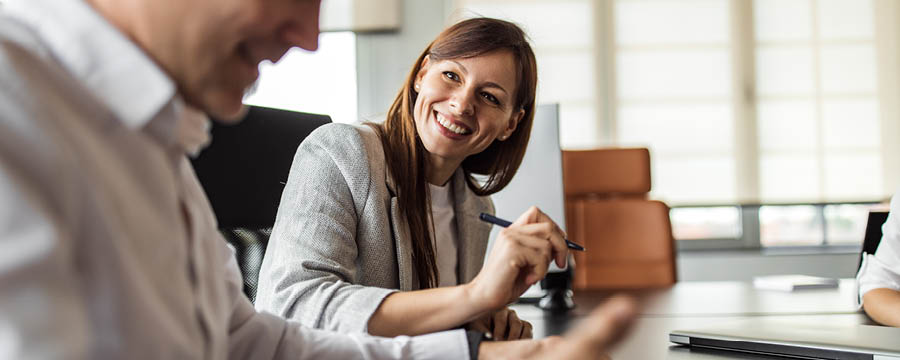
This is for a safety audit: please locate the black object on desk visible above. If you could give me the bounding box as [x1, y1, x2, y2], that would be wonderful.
[538, 265, 575, 312]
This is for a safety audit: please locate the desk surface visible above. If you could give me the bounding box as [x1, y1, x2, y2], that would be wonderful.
[511, 279, 875, 359]
[567, 279, 859, 317]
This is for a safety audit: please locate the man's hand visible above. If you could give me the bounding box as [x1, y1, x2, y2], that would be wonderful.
[478, 296, 637, 360]
[468, 307, 533, 340]
[465, 206, 568, 311]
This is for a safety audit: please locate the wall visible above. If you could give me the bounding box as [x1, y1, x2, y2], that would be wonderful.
[354, 0, 451, 121]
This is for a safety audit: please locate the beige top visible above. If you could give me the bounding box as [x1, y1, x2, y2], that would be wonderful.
[430, 182, 460, 287]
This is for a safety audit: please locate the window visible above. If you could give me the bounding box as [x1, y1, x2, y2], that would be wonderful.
[671, 206, 742, 240]
[451, 0, 600, 148]
[614, 0, 899, 248]
[613, 0, 737, 205]
[674, 202, 882, 249]
[452, 0, 900, 249]
[755, 0, 884, 203]
[243, 32, 358, 124]
[759, 205, 823, 246]
[610, 0, 897, 209]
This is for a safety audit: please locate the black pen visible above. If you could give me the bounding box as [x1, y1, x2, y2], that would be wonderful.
[479, 212, 585, 251]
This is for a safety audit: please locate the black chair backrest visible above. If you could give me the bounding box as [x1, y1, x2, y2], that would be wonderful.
[192, 106, 331, 301]
[858, 211, 889, 272]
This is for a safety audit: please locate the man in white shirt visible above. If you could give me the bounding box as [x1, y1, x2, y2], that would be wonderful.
[857, 191, 900, 327]
[0, 0, 635, 358]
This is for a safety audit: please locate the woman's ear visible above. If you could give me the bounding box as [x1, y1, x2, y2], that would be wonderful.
[414, 55, 432, 89]
[499, 108, 525, 140]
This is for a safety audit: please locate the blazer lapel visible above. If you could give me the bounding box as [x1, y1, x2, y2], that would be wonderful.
[451, 170, 494, 283]
[386, 174, 416, 291]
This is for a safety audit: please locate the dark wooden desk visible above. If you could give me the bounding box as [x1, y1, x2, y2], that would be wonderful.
[511, 279, 873, 359]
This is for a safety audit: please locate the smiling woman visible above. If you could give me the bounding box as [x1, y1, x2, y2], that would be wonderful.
[254, 18, 570, 342]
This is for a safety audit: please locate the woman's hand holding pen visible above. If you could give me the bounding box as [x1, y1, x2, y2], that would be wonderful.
[368, 206, 564, 337]
[464, 206, 569, 312]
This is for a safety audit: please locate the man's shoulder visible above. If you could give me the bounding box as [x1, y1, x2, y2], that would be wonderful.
[0, 14, 50, 67]
[0, 14, 68, 103]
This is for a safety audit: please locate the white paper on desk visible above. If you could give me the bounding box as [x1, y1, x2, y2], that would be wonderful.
[752, 274, 839, 292]
[519, 283, 543, 300]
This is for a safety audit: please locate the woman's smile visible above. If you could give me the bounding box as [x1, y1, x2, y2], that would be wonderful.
[433, 110, 472, 139]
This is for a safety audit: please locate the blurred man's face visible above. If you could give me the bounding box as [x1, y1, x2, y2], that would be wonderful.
[109, 0, 321, 121]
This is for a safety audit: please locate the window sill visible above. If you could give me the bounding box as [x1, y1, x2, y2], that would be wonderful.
[679, 244, 861, 257]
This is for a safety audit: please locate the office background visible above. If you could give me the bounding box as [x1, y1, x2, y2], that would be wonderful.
[242, 0, 900, 281]
[244, 0, 900, 281]
[3, 0, 884, 281]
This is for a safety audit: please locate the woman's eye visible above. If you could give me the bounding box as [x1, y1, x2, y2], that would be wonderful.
[443, 71, 460, 81]
[481, 92, 500, 105]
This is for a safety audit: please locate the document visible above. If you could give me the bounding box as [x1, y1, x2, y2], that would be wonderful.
[752, 274, 839, 292]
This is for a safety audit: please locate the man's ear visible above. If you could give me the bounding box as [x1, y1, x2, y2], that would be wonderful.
[501, 108, 525, 140]
[414, 55, 432, 89]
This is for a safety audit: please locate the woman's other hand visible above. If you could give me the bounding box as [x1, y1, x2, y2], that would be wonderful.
[468, 307, 533, 340]
[478, 296, 637, 360]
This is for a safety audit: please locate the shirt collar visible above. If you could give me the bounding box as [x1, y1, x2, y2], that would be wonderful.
[6, 0, 177, 131]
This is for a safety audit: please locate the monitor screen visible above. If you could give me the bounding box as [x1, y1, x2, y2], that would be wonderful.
[485, 104, 566, 273]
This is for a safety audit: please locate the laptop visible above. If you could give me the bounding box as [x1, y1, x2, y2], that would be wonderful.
[670, 318, 900, 359]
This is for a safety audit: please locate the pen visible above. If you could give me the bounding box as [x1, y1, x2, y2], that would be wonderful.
[479, 212, 586, 251]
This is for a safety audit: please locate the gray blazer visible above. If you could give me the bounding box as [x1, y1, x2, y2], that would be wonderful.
[255, 123, 494, 334]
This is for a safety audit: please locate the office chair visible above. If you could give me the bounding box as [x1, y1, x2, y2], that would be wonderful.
[191, 106, 331, 302]
[858, 210, 889, 272]
[561, 148, 677, 289]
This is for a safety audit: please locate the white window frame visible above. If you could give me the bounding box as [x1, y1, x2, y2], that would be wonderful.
[598, 0, 900, 250]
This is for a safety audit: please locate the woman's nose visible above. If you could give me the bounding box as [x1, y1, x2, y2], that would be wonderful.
[449, 89, 475, 117]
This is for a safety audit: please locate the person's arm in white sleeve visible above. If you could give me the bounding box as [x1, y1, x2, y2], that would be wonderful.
[857, 193, 900, 326]
[0, 165, 90, 359]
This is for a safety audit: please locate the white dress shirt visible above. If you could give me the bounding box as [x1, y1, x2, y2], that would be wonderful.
[0, 0, 469, 358]
[857, 190, 900, 306]
[429, 182, 459, 287]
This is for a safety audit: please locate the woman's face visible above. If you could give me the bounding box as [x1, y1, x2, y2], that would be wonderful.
[412, 50, 525, 169]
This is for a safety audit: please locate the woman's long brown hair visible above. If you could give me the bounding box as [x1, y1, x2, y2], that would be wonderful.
[368, 18, 537, 289]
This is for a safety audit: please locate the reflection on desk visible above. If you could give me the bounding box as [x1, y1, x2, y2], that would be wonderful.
[511, 279, 875, 359]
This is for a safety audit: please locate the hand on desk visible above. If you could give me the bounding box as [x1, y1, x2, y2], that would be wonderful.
[466, 206, 568, 310]
[468, 307, 533, 340]
[478, 296, 637, 360]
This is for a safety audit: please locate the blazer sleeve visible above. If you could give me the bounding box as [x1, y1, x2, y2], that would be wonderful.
[255, 123, 396, 334]
[224, 231, 471, 360]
